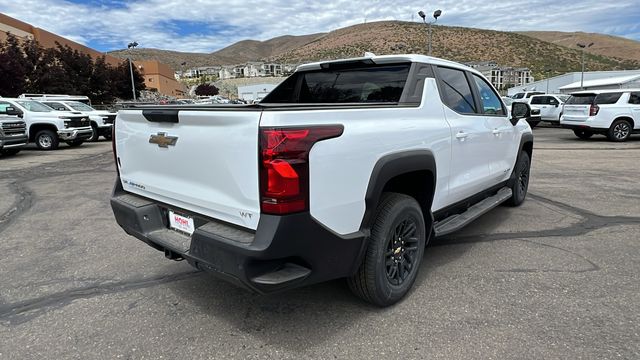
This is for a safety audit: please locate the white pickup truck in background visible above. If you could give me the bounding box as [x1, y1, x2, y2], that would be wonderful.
[111, 54, 534, 306]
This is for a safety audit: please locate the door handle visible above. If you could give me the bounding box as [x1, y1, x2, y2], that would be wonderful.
[455, 131, 468, 140]
[492, 128, 501, 135]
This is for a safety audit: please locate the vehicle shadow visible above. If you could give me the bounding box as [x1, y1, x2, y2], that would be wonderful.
[165, 211, 510, 352]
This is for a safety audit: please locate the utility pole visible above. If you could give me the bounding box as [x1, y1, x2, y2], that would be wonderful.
[127, 41, 139, 101]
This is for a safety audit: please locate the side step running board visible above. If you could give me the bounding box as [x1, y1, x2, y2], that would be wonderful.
[434, 187, 512, 237]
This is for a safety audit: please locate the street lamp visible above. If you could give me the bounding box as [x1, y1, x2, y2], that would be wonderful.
[577, 42, 594, 90]
[127, 41, 139, 101]
[418, 9, 442, 56]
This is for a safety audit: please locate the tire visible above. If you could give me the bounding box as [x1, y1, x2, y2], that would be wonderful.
[103, 132, 112, 141]
[1, 148, 21, 156]
[573, 129, 593, 140]
[507, 151, 530, 206]
[87, 123, 100, 142]
[35, 130, 59, 150]
[66, 139, 84, 147]
[607, 119, 632, 142]
[528, 120, 540, 128]
[348, 193, 427, 307]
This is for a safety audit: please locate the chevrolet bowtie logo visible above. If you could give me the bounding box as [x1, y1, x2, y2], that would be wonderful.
[149, 132, 178, 148]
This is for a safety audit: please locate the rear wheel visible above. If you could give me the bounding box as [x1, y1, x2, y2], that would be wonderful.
[573, 129, 593, 139]
[348, 193, 427, 307]
[1, 148, 20, 156]
[66, 139, 84, 147]
[507, 151, 530, 206]
[527, 120, 540, 128]
[35, 130, 59, 150]
[607, 119, 632, 142]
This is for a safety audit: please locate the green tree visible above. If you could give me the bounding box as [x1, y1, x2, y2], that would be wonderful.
[89, 56, 114, 104]
[110, 60, 146, 100]
[55, 43, 94, 95]
[0, 33, 27, 96]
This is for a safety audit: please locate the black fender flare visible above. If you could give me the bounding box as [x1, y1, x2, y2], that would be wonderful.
[508, 132, 534, 186]
[359, 150, 437, 232]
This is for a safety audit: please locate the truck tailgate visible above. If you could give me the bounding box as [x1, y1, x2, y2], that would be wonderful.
[115, 109, 262, 230]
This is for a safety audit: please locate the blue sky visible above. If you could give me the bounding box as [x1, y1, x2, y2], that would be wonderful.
[1, 0, 639, 53]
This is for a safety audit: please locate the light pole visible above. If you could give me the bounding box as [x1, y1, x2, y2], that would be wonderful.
[127, 41, 139, 101]
[418, 9, 442, 56]
[545, 68, 552, 93]
[577, 42, 593, 90]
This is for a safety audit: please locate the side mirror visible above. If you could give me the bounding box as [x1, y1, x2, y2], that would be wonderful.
[510, 102, 531, 126]
[5, 107, 23, 118]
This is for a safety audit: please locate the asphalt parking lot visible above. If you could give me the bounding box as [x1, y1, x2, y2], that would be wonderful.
[1, 128, 639, 359]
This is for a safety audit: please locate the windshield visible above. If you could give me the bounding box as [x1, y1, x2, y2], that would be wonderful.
[512, 93, 524, 99]
[557, 95, 570, 102]
[67, 101, 96, 112]
[566, 94, 596, 105]
[16, 100, 52, 112]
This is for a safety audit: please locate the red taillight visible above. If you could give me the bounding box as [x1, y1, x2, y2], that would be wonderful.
[589, 104, 599, 116]
[259, 126, 343, 215]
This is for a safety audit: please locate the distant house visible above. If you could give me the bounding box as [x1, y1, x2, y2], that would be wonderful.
[466, 61, 534, 90]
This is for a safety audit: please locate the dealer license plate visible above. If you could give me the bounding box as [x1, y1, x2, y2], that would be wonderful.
[169, 211, 195, 235]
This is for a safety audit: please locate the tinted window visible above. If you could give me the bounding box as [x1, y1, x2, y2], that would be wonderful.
[437, 67, 476, 114]
[548, 97, 559, 105]
[262, 64, 410, 103]
[566, 94, 596, 105]
[512, 93, 525, 99]
[595, 92, 623, 105]
[629, 92, 640, 105]
[43, 102, 69, 111]
[15, 100, 52, 112]
[530, 96, 545, 105]
[472, 74, 504, 115]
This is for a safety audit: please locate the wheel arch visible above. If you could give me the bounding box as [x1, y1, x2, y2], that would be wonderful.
[29, 123, 58, 142]
[360, 150, 437, 233]
[612, 116, 635, 129]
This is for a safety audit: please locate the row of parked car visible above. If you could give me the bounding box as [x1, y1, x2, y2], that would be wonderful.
[504, 89, 640, 142]
[0, 94, 116, 156]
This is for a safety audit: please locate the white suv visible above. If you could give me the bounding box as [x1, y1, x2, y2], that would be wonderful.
[528, 94, 570, 122]
[561, 89, 640, 141]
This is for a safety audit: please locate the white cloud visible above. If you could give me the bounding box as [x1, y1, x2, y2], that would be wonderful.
[0, 0, 638, 53]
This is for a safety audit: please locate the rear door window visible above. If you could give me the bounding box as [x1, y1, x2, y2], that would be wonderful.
[566, 94, 596, 105]
[629, 92, 640, 105]
[436, 66, 476, 114]
[595, 93, 623, 105]
[530, 96, 545, 105]
[262, 63, 411, 103]
[471, 74, 505, 115]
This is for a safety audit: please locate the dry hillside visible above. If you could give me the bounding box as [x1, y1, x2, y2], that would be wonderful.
[272, 21, 640, 79]
[519, 31, 640, 63]
[108, 33, 323, 69]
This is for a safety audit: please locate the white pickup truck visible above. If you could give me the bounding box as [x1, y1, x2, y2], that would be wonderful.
[0, 98, 92, 150]
[111, 55, 534, 306]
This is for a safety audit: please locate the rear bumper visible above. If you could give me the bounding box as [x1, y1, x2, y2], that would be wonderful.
[0, 134, 28, 149]
[110, 179, 366, 293]
[560, 124, 608, 132]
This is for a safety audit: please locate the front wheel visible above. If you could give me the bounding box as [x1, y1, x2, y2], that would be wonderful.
[573, 129, 593, 139]
[88, 123, 99, 142]
[35, 130, 59, 150]
[507, 151, 531, 206]
[348, 193, 427, 307]
[607, 119, 632, 142]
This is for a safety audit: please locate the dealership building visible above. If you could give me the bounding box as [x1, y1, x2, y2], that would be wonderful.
[507, 70, 640, 95]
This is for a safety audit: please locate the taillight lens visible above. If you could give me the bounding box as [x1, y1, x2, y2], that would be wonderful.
[259, 126, 343, 215]
[589, 104, 599, 116]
